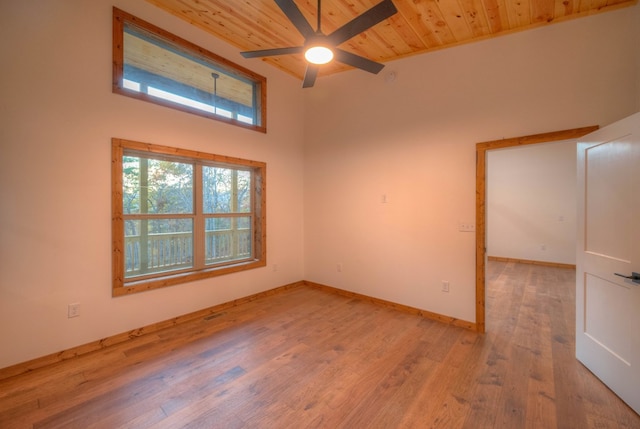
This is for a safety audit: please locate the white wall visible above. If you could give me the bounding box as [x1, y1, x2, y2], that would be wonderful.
[487, 141, 577, 265]
[0, 0, 305, 368]
[303, 4, 640, 323]
[1, 1, 639, 369]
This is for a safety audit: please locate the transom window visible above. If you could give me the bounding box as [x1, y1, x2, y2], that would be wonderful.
[112, 138, 266, 296]
[112, 7, 266, 133]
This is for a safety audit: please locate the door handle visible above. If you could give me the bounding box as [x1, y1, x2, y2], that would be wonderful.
[614, 272, 640, 284]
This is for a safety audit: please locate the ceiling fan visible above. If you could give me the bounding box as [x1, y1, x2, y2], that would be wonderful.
[241, 0, 398, 88]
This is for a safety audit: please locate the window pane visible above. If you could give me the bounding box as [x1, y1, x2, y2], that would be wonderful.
[204, 216, 252, 265]
[122, 156, 140, 214]
[203, 166, 251, 214]
[124, 220, 141, 274]
[236, 170, 251, 213]
[124, 219, 193, 278]
[123, 155, 193, 214]
[122, 21, 258, 125]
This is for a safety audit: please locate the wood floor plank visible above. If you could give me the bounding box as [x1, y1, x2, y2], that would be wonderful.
[1, 263, 639, 428]
[330, 322, 442, 428]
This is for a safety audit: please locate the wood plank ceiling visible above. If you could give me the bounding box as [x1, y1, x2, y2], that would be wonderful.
[145, 0, 637, 82]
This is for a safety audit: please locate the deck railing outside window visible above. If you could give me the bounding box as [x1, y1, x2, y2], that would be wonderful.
[124, 229, 251, 277]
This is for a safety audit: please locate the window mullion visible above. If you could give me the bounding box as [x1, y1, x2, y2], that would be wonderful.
[194, 163, 204, 269]
[251, 171, 256, 259]
[231, 169, 238, 259]
[140, 157, 149, 274]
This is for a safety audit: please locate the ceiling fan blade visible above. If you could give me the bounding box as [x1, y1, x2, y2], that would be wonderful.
[302, 64, 320, 88]
[275, 0, 315, 39]
[327, 0, 397, 45]
[240, 46, 304, 58]
[335, 49, 385, 74]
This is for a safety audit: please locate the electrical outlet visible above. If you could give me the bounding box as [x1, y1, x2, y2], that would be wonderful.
[337, 263, 343, 273]
[441, 281, 450, 292]
[68, 303, 80, 318]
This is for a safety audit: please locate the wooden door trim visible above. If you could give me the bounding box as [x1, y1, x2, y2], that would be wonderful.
[475, 125, 599, 333]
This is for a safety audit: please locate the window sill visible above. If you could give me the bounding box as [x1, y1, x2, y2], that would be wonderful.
[113, 259, 266, 297]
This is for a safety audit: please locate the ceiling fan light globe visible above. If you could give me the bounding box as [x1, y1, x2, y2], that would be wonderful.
[304, 46, 333, 65]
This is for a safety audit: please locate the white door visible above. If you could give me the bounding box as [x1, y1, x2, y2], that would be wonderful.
[576, 112, 640, 414]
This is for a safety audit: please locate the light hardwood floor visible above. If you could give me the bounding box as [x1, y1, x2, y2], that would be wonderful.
[1, 262, 639, 428]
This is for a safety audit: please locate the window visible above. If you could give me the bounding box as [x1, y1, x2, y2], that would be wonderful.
[112, 7, 267, 133]
[112, 138, 266, 296]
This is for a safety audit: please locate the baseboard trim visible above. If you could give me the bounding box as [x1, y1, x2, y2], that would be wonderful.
[0, 281, 305, 381]
[304, 281, 477, 332]
[0, 279, 477, 381]
[488, 256, 576, 270]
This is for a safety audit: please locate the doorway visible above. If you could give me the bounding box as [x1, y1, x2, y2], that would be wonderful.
[474, 126, 598, 333]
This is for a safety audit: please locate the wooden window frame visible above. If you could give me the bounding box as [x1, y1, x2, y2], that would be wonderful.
[112, 7, 267, 133]
[112, 138, 267, 296]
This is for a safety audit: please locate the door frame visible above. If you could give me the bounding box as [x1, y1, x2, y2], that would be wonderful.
[474, 125, 599, 333]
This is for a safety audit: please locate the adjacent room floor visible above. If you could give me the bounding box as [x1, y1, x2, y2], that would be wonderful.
[1, 262, 638, 428]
